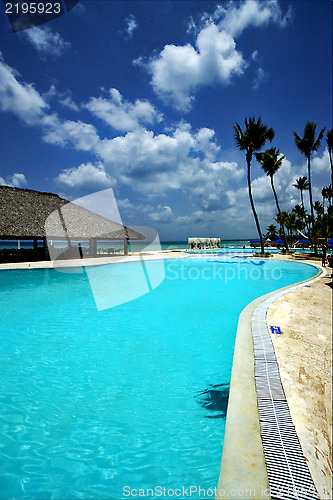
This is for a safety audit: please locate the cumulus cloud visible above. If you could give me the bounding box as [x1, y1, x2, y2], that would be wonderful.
[56, 162, 114, 188]
[94, 123, 244, 210]
[145, 24, 246, 110]
[85, 88, 162, 132]
[312, 148, 331, 175]
[42, 118, 100, 151]
[0, 173, 28, 187]
[0, 54, 48, 124]
[217, 0, 291, 37]
[0, 55, 244, 212]
[20, 26, 71, 58]
[142, 0, 290, 110]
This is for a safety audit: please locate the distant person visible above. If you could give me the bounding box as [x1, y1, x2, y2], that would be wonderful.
[321, 244, 327, 267]
[327, 252, 333, 276]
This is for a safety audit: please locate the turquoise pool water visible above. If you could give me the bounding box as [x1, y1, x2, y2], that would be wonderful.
[0, 257, 317, 499]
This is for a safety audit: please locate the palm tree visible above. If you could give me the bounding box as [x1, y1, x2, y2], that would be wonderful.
[327, 129, 333, 189]
[256, 147, 289, 251]
[293, 176, 309, 211]
[266, 224, 278, 241]
[321, 186, 333, 210]
[292, 204, 308, 234]
[234, 117, 274, 254]
[286, 211, 297, 247]
[314, 200, 324, 216]
[293, 122, 326, 254]
[275, 211, 290, 245]
[322, 185, 333, 207]
[292, 204, 307, 239]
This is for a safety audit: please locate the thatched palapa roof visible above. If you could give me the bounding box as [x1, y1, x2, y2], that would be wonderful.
[0, 186, 144, 241]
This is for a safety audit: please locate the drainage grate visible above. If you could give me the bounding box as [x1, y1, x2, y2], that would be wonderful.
[251, 274, 324, 500]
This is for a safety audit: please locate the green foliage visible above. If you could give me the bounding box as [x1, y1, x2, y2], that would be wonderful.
[233, 119, 333, 249]
[255, 147, 285, 177]
[327, 129, 333, 152]
[233, 116, 275, 254]
[294, 122, 326, 158]
[293, 176, 309, 192]
[234, 116, 274, 161]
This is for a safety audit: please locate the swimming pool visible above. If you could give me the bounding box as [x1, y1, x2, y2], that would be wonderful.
[0, 257, 318, 499]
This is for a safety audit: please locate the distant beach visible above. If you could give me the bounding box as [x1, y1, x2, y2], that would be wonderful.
[0, 239, 251, 252]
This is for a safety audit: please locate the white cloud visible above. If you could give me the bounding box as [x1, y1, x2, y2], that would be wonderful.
[0, 54, 48, 124]
[142, 0, 290, 110]
[149, 205, 174, 223]
[217, 0, 290, 37]
[43, 84, 79, 111]
[0, 173, 28, 187]
[56, 162, 114, 188]
[59, 96, 80, 112]
[252, 67, 268, 90]
[146, 24, 246, 110]
[85, 88, 162, 132]
[42, 118, 100, 151]
[95, 124, 244, 210]
[124, 15, 138, 38]
[20, 26, 71, 58]
[312, 148, 331, 175]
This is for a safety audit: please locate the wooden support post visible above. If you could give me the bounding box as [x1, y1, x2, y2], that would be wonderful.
[43, 238, 49, 260]
[90, 238, 97, 257]
[124, 238, 129, 255]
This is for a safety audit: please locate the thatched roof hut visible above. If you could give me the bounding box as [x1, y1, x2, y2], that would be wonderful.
[0, 186, 144, 260]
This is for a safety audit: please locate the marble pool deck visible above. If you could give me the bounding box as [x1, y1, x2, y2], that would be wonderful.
[0, 252, 332, 499]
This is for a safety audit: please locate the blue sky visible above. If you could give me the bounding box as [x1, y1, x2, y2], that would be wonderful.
[0, 0, 332, 240]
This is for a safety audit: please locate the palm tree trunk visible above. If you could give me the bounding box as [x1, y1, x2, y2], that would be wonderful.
[271, 177, 289, 251]
[329, 148, 333, 190]
[307, 155, 317, 254]
[247, 157, 265, 254]
[300, 190, 304, 211]
[300, 189, 310, 236]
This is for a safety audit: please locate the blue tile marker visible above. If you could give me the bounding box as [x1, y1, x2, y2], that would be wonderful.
[271, 326, 282, 334]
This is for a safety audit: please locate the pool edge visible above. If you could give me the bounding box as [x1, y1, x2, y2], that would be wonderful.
[216, 262, 325, 500]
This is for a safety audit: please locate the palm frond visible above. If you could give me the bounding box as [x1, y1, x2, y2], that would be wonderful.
[327, 129, 333, 151]
[255, 147, 284, 177]
[312, 127, 326, 151]
[294, 121, 325, 157]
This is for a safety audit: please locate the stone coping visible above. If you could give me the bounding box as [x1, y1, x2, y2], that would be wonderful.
[0, 250, 190, 270]
[217, 262, 326, 500]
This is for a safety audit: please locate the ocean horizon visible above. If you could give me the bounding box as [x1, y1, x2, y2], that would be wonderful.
[0, 239, 251, 251]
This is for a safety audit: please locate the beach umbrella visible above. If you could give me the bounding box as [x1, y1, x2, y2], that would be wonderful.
[299, 238, 309, 244]
[275, 238, 284, 243]
[250, 239, 260, 243]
